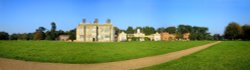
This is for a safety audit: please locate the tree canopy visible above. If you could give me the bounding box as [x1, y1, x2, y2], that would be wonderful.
[190, 26, 209, 40]
[126, 26, 134, 34]
[224, 22, 242, 40]
[34, 27, 46, 40]
[142, 26, 155, 35]
[241, 24, 250, 40]
[165, 26, 176, 34]
[0, 32, 9, 40]
[178, 25, 192, 34]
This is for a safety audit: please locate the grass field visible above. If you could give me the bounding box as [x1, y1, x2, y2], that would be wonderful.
[139, 41, 250, 70]
[0, 41, 212, 63]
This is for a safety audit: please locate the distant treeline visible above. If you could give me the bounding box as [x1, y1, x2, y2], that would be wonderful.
[0, 22, 250, 41]
[0, 22, 76, 41]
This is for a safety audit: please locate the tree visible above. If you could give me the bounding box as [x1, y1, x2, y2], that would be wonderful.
[157, 27, 165, 33]
[10, 33, 18, 40]
[177, 25, 192, 34]
[46, 22, 57, 40]
[177, 25, 192, 39]
[9, 33, 33, 40]
[0, 31, 9, 40]
[165, 26, 176, 34]
[51, 22, 56, 39]
[126, 26, 134, 34]
[142, 26, 155, 35]
[224, 22, 242, 40]
[67, 29, 76, 41]
[114, 27, 120, 36]
[34, 27, 46, 40]
[27, 33, 33, 40]
[51, 22, 56, 32]
[34, 31, 44, 40]
[135, 27, 143, 30]
[135, 27, 143, 33]
[241, 24, 250, 40]
[198, 27, 209, 40]
[18, 33, 29, 40]
[213, 34, 222, 40]
[45, 31, 52, 40]
[48, 30, 65, 40]
[56, 30, 65, 36]
[190, 26, 209, 40]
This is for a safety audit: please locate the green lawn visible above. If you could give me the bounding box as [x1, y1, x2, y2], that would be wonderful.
[140, 41, 250, 70]
[0, 41, 212, 64]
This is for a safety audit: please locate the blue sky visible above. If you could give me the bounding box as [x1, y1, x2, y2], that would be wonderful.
[1, 0, 250, 34]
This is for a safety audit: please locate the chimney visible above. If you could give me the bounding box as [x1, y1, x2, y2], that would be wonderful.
[106, 19, 111, 24]
[94, 18, 98, 24]
[82, 19, 86, 23]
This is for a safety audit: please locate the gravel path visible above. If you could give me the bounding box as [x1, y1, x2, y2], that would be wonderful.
[0, 41, 221, 70]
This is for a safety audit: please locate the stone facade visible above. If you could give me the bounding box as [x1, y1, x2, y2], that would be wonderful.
[118, 31, 127, 42]
[183, 33, 190, 40]
[133, 29, 146, 41]
[152, 32, 161, 41]
[125, 29, 161, 41]
[59, 35, 70, 41]
[160, 32, 190, 41]
[160, 32, 176, 41]
[76, 19, 114, 42]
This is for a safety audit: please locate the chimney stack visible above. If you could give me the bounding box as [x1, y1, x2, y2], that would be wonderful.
[94, 18, 98, 24]
[82, 19, 86, 23]
[106, 19, 111, 24]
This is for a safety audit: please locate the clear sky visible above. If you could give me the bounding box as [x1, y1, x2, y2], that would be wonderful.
[1, 0, 250, 34]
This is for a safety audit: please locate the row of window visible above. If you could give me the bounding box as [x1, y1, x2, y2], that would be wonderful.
[79, 28, 110, 33]
[79, 35, 110, 39]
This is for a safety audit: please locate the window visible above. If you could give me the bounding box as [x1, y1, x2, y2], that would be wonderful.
[105, 35, 109, 38]
[104, 28, 109, 32]
[80, 35, 84, 38]
[80, 29, 83, 34]
[92, 28, 96, 33]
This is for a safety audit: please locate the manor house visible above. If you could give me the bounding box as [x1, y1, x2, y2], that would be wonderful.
[76, 19, 114, 42]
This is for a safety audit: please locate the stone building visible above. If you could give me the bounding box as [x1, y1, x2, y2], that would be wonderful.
[132, 29, 146, 41]
[152, 32, 161, 41]
[58, 35, 69, 41]
[160, 32, 176, 41]
[183, 33, 190, 40]
[160, 32, 190, 41]
[126, 29, 161, 41]
[76, 19, 114, 42]
[118, 31, 127, 42]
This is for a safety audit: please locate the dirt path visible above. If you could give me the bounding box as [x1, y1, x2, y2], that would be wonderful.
[0, 41, 221, 70]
